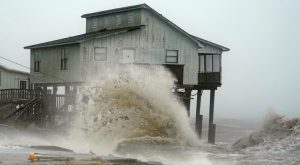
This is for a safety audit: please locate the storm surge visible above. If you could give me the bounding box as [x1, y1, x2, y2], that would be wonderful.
[70, 65, 200, 153]
[232, 112, 300, 151]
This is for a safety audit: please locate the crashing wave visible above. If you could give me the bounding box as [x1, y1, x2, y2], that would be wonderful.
[70, 65, 200, 152]
[232, 112, 300, 151]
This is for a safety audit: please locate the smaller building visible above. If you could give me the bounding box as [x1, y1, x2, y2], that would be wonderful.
[0, 65, 29, 89]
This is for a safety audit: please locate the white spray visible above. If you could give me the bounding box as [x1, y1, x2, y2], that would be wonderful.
[70, 65, 200, 154]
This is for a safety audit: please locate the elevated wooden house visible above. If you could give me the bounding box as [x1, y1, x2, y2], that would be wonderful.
[24, 4, 229, 143]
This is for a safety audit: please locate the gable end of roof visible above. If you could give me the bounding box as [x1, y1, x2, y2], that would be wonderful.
[192, 35, 230, 51]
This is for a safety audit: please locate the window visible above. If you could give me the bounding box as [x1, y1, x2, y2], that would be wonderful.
[128, 13, 134, 25]
[19, 80, 27, 89]
[94, 47, 107, 61]
[33, 50, 41, 72]
[115, 15, 121, 26]
[166, 50, 178, 63]
[199, 54, 221, 73]
[206, 55, 212, 72]
[61, 48, 68, 70]
[213, 55, 220, 72]
[91, 18, 97, 29]
[104, 17, 110, 28]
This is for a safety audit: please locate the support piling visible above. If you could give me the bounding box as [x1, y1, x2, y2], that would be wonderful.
[208, 89, 216, 144]
[195, 89, 202, 138]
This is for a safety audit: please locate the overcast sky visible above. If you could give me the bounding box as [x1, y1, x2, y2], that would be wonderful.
[0, 0, 299, 119]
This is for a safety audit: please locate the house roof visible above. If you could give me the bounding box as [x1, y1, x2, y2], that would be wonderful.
[192, 35, 230, 51]
[25, 4, 229, 52]
[24, 26, 144, 49]
[81, 4, 148, 18]
[0, 64, 29, 75]
[82, 4, 204, 48]
[81, 4, 229, 51]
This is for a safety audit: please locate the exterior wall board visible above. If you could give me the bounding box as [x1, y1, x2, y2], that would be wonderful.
[30, 44, 81, 84]
[29, 8, 225, 86]
[86, 9, 142, 33]
[0, 69, 29, 89]
[198, 44, 222, 54]
[80, 29, 148, 81]
[141, 9, 199, 85]
[81, 9, 201, 85]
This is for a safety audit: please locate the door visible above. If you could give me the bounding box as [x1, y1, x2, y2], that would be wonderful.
[122, 49, 135, 63]
[19, 80, 27, 89]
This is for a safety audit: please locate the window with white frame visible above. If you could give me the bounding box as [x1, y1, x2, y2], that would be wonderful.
[166, 50, 178, 63]
[94, 47, 107, 61]
[199, 54, 221, 73]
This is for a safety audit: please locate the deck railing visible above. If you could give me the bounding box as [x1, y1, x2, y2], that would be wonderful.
[0, 88, 77, 126]
[0, 89, 41, 102]
[198, 72, 221, 85]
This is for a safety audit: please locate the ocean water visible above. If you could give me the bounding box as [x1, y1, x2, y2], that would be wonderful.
[1, 116, 300, 164]
[0, 65, 299, 165]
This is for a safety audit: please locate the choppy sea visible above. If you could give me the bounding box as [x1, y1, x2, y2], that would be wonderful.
[1, 66, 299, 164]
[1, 116, 300, 165]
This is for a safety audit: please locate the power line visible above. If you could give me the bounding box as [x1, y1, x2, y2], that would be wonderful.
[0, 55, 66, 82]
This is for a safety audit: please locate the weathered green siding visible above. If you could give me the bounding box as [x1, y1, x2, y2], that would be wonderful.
[29, 7, 224, 86]
[0, 69, 29, 89]
[30, 44, 81, 83]
[86, 9, 142, 33]
[141, 9, 200, 85]
[81, 9, 206, 85]
[198, 44, 222, 54]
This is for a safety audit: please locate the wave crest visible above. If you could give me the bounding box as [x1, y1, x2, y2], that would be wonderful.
[71, 65, 200, 153]
[232, 111, 300, 151]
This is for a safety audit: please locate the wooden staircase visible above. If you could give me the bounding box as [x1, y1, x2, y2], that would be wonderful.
[0, 89, 42, 125]
[5, 97, 42, 125]
[0, 88, 78, 127]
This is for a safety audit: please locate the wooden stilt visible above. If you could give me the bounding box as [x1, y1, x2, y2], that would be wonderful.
[195, 89, 202, 138]
[208, 89, 216, 144]
[197, 114, 203, 139]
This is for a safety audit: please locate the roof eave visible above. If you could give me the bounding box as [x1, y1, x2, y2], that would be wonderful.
[24, 26, 144, 49]
[0, 65, 29, 75]
[192, 35, 230, 52]
[142, 6, 204, 48]
[24, 42, 80, 49]
[81, 4, 148, 18]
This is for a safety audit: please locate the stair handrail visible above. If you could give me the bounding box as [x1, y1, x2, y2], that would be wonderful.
[5, 97, 41, 120]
